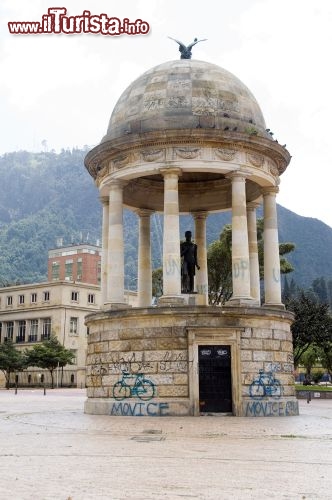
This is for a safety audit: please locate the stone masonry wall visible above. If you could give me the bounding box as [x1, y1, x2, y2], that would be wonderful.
[84, 306, 299, 417]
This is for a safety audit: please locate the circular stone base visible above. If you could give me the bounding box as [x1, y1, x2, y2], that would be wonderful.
[84, 306, 299, 417]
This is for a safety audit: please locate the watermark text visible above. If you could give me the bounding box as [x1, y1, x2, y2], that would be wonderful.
[8, 8, 150, 36]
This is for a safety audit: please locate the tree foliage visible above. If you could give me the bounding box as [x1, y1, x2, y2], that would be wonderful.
[286, 292, 332, 367]
[25, 336, 74, 388]
[317, 343, 332, 377]
[152, 267, 163, 298]
[207, 225, 232, 305]
[0, 341, 26, 389]
[207, 220, 295, 305]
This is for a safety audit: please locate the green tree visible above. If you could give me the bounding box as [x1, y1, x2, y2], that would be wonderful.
[317, 342, 332, 378]
[207, 227, 232, 304]
[312, 277, 328, 304]
[286, 292, 332, 367]
[299, 346, 318, 380]
[25, 336, 74, 388]
[152, 267, 163, 298]
[207, 220, 295, 305]
[0, 341, 26, 389]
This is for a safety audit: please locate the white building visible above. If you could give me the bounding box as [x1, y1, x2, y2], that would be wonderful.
[0, 280, 101, 388]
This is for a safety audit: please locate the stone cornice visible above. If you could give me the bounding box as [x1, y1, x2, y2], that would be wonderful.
[85, 129, 291, 180]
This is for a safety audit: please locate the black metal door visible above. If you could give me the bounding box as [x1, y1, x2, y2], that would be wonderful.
[199, 345, 232, 413]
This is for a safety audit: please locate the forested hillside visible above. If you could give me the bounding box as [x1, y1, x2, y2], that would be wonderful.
[0, 149, 331, 289]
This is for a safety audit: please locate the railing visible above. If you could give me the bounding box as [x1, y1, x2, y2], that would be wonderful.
[28, 334, 38, 342]
[16, 336, 26, 343]
[41, 333, 50, 340]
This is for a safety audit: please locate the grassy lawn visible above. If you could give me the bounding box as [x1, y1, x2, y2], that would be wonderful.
[295, 385, 332, 392]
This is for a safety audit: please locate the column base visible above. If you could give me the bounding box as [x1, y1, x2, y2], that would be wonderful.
[102, 302, 132, 310]
[181, 293, 207, 306]
[158, 295, 186, 306]
[225, 297, 259, 307]
[263, 302, 285, 310]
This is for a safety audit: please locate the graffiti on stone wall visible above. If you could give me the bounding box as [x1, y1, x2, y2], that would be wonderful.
[249, 368, 283, 399]
[265, 361, 294, 374]
[112, 371, 155, 401]
[233, 259, 249, 280]
[159, 351, 188, 372]
[245, 400, 298, 417]
[111, 401, 170, 416]
[108, 352, 154, 375]
[165, 256, 181, 276]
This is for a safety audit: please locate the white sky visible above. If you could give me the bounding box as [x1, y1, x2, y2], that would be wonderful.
[1, 0, 332, 227]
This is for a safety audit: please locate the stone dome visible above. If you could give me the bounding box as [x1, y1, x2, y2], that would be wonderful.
[101, 59, 270, 143]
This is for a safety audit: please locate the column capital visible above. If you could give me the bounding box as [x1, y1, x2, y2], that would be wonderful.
[100, 196, 109, 205]
[247, 201, 261, 211]
[135, 208, 155, 218]
[108, 179, 127, 190]
[191, 210, 209, 220]
[262, 186, 279, 196]
[159, 167, 182, 178]
[226, 170, 250, 181]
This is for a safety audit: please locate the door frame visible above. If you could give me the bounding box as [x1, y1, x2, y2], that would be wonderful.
[188, 327, 243, 416]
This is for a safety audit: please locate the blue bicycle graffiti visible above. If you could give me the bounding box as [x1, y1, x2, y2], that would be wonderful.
[112, 371, 155, 401]
[249, 369, 283, 399]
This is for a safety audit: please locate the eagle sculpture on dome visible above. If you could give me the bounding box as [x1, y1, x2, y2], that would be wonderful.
[168, 37, 207, 59]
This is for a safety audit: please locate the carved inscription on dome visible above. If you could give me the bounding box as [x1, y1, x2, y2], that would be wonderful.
[174, 147, 201, 159]
[143, 97, 165, 111]
[215, 148, 237, 161]
[141, 149, 165, 162]
[247, 152, 264, 168]
[166, 96, 190, 109]
[192, 97, 216, 116]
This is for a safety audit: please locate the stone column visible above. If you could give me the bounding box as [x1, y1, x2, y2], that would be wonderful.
[159, 168, 184, 305]
[100, 196, 109, 307]
[227, 173, 253, 305]
[263, 187, 284, 308]
[106, 180, 127, 307]
[247, 202, 261, 305]
[193, 211, 208, 305]
[136, 209, 153, 307]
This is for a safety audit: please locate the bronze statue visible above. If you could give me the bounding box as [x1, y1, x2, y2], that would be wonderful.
[180, 231, 200, 293]
[168, 37, 207, 60]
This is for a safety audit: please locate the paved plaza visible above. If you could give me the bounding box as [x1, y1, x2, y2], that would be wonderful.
[0, 389, 331, 500]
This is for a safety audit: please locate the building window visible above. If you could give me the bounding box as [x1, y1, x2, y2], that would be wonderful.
[77, 259, 82, 281]
[31, 293, 37, 303]
[17, 320, 26, 343]
[43, 291, 50, 301]
[51, 261, 60, 281]
[70, 349, 77, 364]
[88, 293, 95, 304]
[97, 262, 101, 285]
[71, 291, 79, 302]
[69, 317, 78, 335]
[41, 318, 51, 340]
[6, 296, 13, 306]
[18, 295, 25, 305]
[6, 321, 14, 341]
[29, 319, 38, 342]
[65, 259, 73, 280]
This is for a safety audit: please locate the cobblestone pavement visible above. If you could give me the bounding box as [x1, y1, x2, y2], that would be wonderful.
[0, 389, 331, 500]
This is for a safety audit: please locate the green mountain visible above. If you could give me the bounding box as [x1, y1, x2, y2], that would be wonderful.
[0, 149, 331, 289]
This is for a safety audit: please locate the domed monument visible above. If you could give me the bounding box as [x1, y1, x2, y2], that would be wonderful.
[84, 45, 298, 417]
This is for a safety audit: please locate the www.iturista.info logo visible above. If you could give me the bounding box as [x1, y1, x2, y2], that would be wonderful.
[8, 7, 150, 35]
